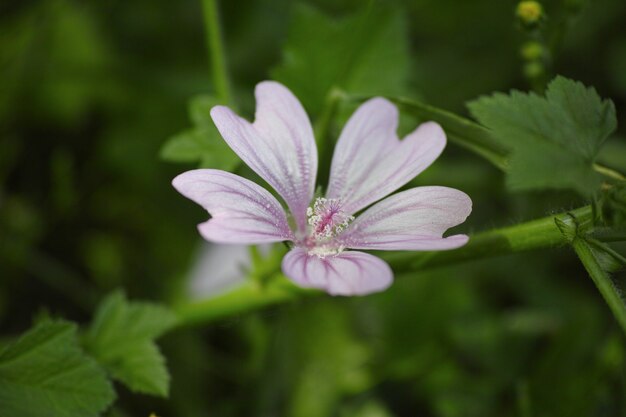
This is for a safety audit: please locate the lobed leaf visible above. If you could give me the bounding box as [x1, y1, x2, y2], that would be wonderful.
[83, 291, 178, 397]
[468, 76, 617, 195]
[0, 320, 115, 417]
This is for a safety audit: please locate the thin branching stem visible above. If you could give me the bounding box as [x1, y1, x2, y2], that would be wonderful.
[201, 0, 232, 104]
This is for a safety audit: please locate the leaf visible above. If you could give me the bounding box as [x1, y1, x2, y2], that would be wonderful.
[0, 320, 115, 417]
[468, 76, 617, 195]
[83, 291, 178, 397]
[160, 95, 239, 170]
[272, 3, 410, 117]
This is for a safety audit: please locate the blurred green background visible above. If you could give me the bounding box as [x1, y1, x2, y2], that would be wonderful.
[2, 0, 626, 416]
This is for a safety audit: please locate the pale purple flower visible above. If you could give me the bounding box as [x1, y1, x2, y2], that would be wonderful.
[173, 81, 472, 296]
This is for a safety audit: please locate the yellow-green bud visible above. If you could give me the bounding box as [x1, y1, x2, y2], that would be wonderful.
[520, 41, 543, 60]
[516, 1, 543, 25]
[523, 61, 544, 78]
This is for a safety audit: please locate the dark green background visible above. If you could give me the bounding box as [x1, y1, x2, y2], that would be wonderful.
[2, 0, 626, 415]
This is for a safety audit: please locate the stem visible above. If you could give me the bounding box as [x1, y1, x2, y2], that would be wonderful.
[314, 87, 345, 188]
[201, 0, 232, 104]
[385, 205, 593, 272]
[175, 205, 594, 326]
[176, 277, 317, 326]
[355, 95, 625, 182]
[387, 96, 510, 171]
[572, 238, 626, 335]
[593, 163, 626, 182]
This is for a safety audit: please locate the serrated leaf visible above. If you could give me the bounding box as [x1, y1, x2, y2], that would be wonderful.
[160, 95, 239, 170]
[468, 76, 617, 195]
[84, 291, 178, 397]
[0, 320, 115, 417]
[272, 4, 409, 117]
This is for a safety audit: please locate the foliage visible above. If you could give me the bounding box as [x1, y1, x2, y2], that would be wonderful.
[272, 3, 409, 117]
[83, 291, 178, 396]
[468, 77, 617, 195]
[3, 0, 626, 416]
[160, 95, 239, 170]
[0, 320, 115, 417]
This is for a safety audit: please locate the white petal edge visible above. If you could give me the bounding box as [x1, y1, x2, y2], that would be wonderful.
[327, 98, 446, 215]
[173, 169, 293, 244]
[339, 186, 472, 251]
[210, 81, 317, 233]
[282, 248, 393, 296]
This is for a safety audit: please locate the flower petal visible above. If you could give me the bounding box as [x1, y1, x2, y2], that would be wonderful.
[210, 81, 317, 233]
[339, 186, 472, 250]
[326, 98, 446, 214]
[173, 169, 293, 244]
[281, 248, 393, 296]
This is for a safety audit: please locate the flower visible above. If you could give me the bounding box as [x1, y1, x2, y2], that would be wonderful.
[173, 81, 472, 296]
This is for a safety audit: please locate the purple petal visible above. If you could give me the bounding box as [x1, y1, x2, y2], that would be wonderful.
[339, 186, 472, 251]
[173, 169, 293, 244]
[210, 81, 317, 233]
[281, 248, 393, 296]
[326, 98, 446, 215]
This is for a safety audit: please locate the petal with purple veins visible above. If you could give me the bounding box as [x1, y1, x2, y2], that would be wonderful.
[326, 98, 446, 215]
[339, 186, 472, 251]
[210, 82, 317, 233]
[173, 169, 293, 244]
[281, 248, 393, 296]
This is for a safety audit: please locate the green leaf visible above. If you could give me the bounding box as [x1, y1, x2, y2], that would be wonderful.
[0, 320, 115, 417]
[272, 3, 409, 117]
[83, 291, 178, 397]
[160, 95, 238, 170]
[468, 76, 617, 195]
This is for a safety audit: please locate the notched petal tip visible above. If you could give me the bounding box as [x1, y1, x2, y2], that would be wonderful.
[255, 80, 292, 96]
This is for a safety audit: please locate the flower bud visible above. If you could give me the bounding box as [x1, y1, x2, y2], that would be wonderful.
[523, 61, 544, 79]
[516, 1, 543, 26]
[520, 41, 544, 61]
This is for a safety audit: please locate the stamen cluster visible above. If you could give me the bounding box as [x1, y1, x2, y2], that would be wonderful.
[306, 197, 354, 240]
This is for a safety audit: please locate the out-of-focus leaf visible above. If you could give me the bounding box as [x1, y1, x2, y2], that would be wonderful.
[83, 291, 178, 397]
[272, 3, 409, 117]
[160, 95, 239, 170]
[0, 320, 115, 417]
[468, 76, 617, 195]
[597, 183, 626, 227]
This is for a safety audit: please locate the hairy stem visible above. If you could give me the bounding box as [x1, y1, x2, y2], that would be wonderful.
[176, 205, 594, 326]
[572, 238, 626, 335]
[380, 95, 625, 182]
[201, 0, 232, 104]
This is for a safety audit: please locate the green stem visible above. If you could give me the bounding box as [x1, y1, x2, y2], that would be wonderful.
[175, 205, 594, 326]
[593, 163, 626, 182]
[176, 277, 318, 326]
[572, 238, 626, 335]
[386, 96, 510, 171]
[385, 205, 593, 272]
[315, 87, 345, 188]
[201, 0, 232, 104]
[355, 95, 624, 182]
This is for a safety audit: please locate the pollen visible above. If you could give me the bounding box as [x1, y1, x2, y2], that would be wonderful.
[306, 197, 354, 240]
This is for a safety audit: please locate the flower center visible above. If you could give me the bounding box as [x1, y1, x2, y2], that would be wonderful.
[304, 198, 354, 258]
